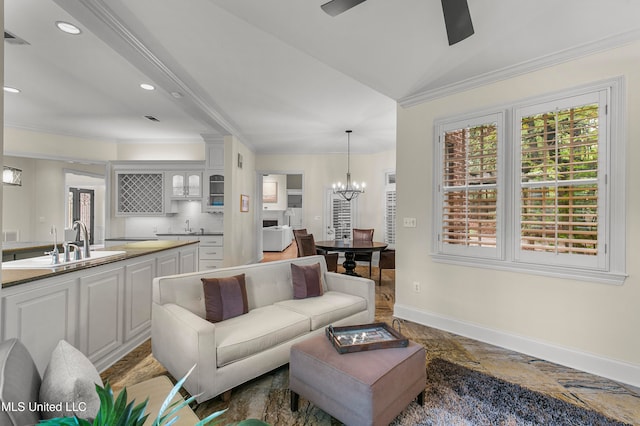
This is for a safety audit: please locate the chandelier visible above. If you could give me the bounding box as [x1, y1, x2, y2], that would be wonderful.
[332, 130, 365, 202]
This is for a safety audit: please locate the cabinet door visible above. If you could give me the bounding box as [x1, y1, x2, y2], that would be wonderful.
[79, 268, 125, 363]
[206, 143, 224, 169]
[186, 172, 202, 197]
[169, 171, 202, 198]
[2, 278, 78, 374]
[157, 252, 179, 277]
[180, 245, 199, 273]
[124, 259, 155, 341]
[170, 172, 186, 197]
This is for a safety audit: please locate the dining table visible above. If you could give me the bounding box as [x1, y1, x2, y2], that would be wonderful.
[315, 239, 388, 276]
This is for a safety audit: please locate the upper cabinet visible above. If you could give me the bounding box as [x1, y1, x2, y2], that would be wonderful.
[168, 171, 202, 199]
[203, 141, 225, 213]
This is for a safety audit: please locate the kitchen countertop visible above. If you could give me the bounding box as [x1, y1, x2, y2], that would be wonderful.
[1, 240, 198, 288]
[155, 232, 223, 236]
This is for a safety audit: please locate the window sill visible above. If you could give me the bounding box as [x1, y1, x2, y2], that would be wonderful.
[431, 253, 627, 286]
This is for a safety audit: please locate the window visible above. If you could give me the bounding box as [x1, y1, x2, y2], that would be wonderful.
[326, 190, 357, 240]
[433, 78, 625, 284]
[384, 172, 396, 246]
[438, 114, 502, 259]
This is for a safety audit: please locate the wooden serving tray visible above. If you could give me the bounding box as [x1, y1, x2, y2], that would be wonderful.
[325, 322, 409, 354]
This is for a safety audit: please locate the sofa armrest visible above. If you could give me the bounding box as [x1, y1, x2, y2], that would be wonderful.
[324, 272, 375, 323]
[151, 303, 217, 402]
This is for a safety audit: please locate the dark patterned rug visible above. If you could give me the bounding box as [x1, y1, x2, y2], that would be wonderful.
[390, 358, 630, 426]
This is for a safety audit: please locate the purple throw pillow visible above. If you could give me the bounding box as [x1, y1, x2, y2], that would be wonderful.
[202, 274, 248, 322]
[291, 262, 323, 299]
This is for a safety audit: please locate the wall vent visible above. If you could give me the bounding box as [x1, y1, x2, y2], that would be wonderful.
[144, 115, 160, 122]
[4, 30, 30, 45]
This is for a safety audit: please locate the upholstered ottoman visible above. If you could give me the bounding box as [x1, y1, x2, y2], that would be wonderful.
[289, 333, 426, 426]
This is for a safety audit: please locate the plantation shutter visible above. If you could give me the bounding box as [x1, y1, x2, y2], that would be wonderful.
[516, 91, 606, 269]
[385, 190, 396, 245]
[332, 196, 353, 240]
[438, 114, 501, 258]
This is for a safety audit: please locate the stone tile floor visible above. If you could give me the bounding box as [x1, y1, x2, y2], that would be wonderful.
[103, 258, 640, 425]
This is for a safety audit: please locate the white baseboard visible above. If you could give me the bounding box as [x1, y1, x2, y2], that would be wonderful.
[394, 303, 640, 389]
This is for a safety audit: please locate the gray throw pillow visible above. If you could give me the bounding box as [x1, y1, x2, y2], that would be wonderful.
[39, 340, 103, 420]
[291, 262, 323, 299]
[202, 273, 249, 322]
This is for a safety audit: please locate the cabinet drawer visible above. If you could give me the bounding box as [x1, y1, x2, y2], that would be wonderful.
[199, 260, 223, 270]
[199, 247, 223, 260]
[199, 236, 223, 245]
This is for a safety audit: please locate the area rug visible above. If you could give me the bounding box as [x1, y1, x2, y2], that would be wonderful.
[390, 358, 630, 426]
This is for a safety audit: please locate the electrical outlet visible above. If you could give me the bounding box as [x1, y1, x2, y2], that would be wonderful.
[152, 226, 157, 233]
[413, 281, 421, 293]
[403, 217, 417, 228]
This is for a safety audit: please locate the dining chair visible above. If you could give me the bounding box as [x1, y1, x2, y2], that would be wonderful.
[352, 228, 374, 276]
[378, 249, 395, 285]
[295, 233, 338, 272]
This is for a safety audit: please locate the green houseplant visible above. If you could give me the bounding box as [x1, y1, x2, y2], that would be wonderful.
[39, 365, 269, 426]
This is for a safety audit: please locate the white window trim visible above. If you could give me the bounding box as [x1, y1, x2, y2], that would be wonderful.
[431, 77, 627, 285]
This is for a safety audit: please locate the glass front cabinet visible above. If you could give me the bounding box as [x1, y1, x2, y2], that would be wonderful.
[206, 173, 224, 212]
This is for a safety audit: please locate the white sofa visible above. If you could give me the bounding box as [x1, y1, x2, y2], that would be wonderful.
[151, 255, 375, 403]
[262, 225, 294, 251]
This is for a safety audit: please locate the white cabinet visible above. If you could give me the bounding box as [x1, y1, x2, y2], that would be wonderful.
[179, 243, 199, 273]
[206, 143, 224, 169]
[199, 235, 224, 270]
[204, 141, 225, 213]
[124, 259, 155, 341]
[157, 252, 179, 277]
[1, 277, 78, 374]
[1, 244, 198, 373]
[204, 172, 224, 212]
[79, 268, 125, 364]
[168, 171, 202, 199]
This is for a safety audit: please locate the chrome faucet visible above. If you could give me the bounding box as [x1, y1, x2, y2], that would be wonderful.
[63, 242, 81, 262]
[46, 225, 60, 264]
[73, 220, 91, 258]
[185, 219, 190, 233]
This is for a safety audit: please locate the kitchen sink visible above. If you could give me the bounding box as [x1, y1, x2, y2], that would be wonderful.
[2, 250, 127, 269]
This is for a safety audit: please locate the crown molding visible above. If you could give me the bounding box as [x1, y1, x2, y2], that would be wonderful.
[399, 28, 640, 108]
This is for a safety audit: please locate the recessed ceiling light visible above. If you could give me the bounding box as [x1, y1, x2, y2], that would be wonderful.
[3, 86, 21, 94]
[56, 21, 81, 35]
[140, 83, 155, 91]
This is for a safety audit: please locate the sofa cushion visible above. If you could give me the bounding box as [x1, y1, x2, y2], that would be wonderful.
[291, 262, 323, 299]
[39, 340, 103, 420]
[275, 291, 367, 330]
[202, 274, 248, 322]
[215, 305, 310, 367]
[0, 339, 42, 426]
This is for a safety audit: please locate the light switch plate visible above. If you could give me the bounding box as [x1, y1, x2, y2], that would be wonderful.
[403, 217, 417, 228]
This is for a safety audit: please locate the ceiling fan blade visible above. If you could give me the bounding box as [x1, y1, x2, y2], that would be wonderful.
[321, 0, 368, 17]
[441, 0, 474, 45]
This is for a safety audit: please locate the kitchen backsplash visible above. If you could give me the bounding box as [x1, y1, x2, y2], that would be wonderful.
[123, 201, 223, 237]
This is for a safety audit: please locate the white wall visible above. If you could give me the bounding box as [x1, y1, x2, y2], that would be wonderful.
[116, 142, 204, 161]
[224, 135, 257, 266]
[395, 41, 640, 386]
[256, 150, 396, 242]
[4, 127, 117, 161]
[2, 156, 106, 243]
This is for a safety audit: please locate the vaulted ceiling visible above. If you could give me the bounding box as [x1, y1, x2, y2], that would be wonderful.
[4, 0, 640, 154]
